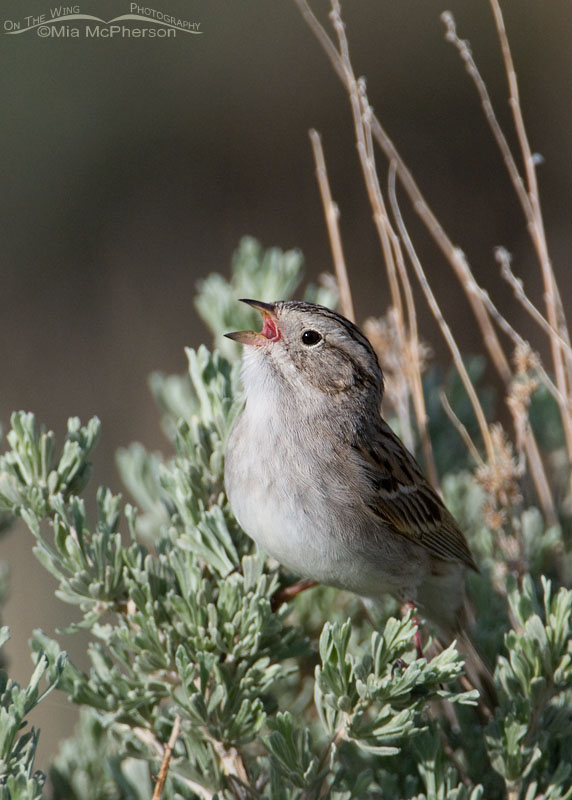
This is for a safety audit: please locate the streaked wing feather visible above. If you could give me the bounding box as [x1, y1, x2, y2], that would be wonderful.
[355, 420, 478, 571]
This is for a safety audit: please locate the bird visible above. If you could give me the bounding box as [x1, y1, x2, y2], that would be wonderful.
[224, 298, 496, 707]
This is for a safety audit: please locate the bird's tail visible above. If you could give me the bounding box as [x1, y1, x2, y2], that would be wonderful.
[455, 602, 498, 713]
[456, 629, 498, 713]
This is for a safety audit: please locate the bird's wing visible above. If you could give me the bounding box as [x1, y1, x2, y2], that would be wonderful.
[353, 419, 478, 571]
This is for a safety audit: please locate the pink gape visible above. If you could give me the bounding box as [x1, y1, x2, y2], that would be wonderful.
[261, 314, 280, 341]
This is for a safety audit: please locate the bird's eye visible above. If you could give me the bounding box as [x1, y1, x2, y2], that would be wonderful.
[301, 329, 322, 346]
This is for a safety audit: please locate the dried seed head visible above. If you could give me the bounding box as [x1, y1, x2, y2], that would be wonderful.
[475, 423, 523, 512]
[507, 343, 539, 454]
[513, 341, 539, 376]
[363, 311, 432, 413]
[482, 502, 506, 532]
[363, 312, 404, 413]
[363, 312, 400, 368]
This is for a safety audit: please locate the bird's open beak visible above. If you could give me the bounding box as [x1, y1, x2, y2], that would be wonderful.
[224, 299, 281, 345]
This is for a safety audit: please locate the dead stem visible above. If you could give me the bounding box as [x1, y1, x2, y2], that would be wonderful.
[327, 0, 402, 324]
[495, 247, 572, 362]
[488, 0, 567, 333]
[366, 118, 511, 387]
[439, 390, 484, 468]
[444, 4, 569, 374]
[469, 273, 568, 411]
[309, 129, 355, 323]
[358, 83, 405, 331]
[388, 168, 496, 465]
[130, 724, 214, 800]
[520, 431, 556, 523]
[388, 169, 439, 487]
[328, 0, 417, 451]
[464, 277, 561, 520]
[152, 714, 181, 800]
[448, 0, 572, 469]
[441, 12, 531, 224]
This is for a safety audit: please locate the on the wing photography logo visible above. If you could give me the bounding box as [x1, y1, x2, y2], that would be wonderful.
[3, 4, 202, 39]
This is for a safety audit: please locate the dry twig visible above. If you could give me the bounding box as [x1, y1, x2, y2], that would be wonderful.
[439, 390, 484, 469]
[447, 1, 572, 472]
[128, 722, 214, 799]
[495, 247, 572, 363]
[309, 129, 355, 323]
[388, 167, 496, 465]
[152, 714, 181, 800]
[327, 0, 426, 458]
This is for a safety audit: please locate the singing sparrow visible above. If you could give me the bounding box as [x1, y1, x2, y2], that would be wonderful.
[224, 299, 494, 703]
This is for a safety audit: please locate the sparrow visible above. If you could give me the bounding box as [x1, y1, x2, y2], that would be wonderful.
[224, 299, 495, 706]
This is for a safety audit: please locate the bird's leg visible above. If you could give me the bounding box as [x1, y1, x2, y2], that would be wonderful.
[402, 601, 424, 658]
[271, 578, 318, 611]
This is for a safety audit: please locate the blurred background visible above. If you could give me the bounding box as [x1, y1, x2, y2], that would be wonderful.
[1, 0, 571, 769]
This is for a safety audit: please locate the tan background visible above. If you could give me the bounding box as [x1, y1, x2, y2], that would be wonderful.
[1, 0, 571, 770]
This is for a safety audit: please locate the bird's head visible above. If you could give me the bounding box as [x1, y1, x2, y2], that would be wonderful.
[225, 299, 384, 410]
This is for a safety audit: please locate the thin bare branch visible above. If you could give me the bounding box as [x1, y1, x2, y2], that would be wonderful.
[521, 431, 556, 522]
[292, 0, 346, 85]
[358, 84, 405, 329]
[441, 12, 533, 225]
[152, 714, 181, 800]
[495, 247, 572, 361]
[389, 167, 496, 464]
[129, 723, 214, 800]
[439, 390, 484, 468]
[387, 164, 438, 487]
[443, 6, 568, 359]
[464, 272, 564, 520]
[309, 129, 355, 322]
[327, 0, 417, 451]
[469, 273, 570, 412]
[488, 0, 572, 465]
[488, 0, 557, 277]
[444, 0, 572, 470]
[327, 3, 403, 326]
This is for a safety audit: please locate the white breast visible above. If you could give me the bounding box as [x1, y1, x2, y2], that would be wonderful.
[225, 399, 330, 574]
